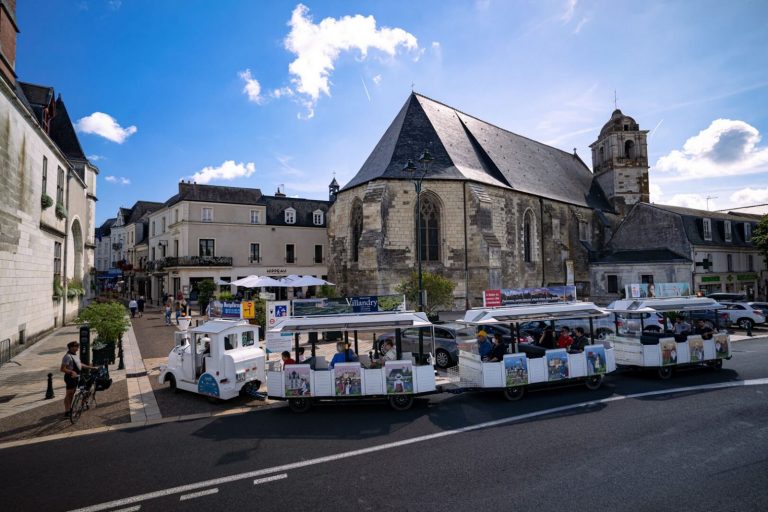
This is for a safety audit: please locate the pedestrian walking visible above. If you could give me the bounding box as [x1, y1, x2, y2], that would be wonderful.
[175, 301, 182, 325]
[162, 292, 169, 306]
[137, 296, 145, 318]
[128, 297, 138, 318]
[60, 341, 96, 417]
[164, 301, 172, 325]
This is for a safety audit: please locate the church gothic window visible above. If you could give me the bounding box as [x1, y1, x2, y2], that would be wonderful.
[624, 140, 635, 159]
[417, 194, 440, 262]
[350, 201, 363, 263]
[523, 210, 534, 263]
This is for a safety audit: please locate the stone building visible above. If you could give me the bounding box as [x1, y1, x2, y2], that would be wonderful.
[0, 1, 98, 350]
[145, 182, 331, 303]
[327, 93, 648, 308]
[590, 204, 764, 303]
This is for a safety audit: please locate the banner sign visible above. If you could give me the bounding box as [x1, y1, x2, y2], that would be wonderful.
[292, 295, 406, 316]
[624, 282, 691, 299]
[207, 301, 242, 319]
[483, 286, 577, 307]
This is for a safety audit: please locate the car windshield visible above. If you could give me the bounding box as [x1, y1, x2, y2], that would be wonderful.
[454, 327, 475, 341]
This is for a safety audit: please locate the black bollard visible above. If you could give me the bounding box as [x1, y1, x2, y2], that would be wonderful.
[117, 338, 125, 370]
[747, 322, 753, 337]
[45, 373, 55, 399]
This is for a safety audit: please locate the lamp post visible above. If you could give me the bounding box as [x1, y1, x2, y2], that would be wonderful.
[403, 148, 433, 313]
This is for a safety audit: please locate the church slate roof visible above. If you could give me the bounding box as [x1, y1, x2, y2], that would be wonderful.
[49, 96, 87, 161]
[592, 248, 690, 264]
[164, 182, 264, 208]
[645, 203, 758, 247]
[343, 93, 612, 211]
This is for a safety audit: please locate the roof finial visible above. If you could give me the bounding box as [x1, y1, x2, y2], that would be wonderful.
[411, 81, 415, 92]
[614, 90, 618, 110]
[573, 147, 578, 157]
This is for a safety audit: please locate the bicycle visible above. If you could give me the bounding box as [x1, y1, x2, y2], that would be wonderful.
[69, 366, 111, 425]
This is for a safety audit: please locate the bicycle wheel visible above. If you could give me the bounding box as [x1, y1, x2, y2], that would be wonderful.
[70, 393, 84, 424]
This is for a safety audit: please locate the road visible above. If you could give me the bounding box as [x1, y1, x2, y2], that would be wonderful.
[4, 338, 768, 512]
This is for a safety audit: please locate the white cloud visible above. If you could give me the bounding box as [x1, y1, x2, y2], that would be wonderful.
[188, 160, 256, 184]
[655, 119, 768, 178]
[108, 0, 121, 10]
[649, 183, 664, 203]
[431, 41, 442, 61]
[87, 154, 105, 162]
[238, 69, 263, 103]
[283, 4, 418, 118]
[104, 175, 130, 185]
[663, 193, 710, 210]
[372, 74, 382, 86]
[270, 86, 294, 99]
[561, 0, 577, 23]
[572, 16, 590, 34]
[730, 187, 768, 205]
[75, 112, 137, 143]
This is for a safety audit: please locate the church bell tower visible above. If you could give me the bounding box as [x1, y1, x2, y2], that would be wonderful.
[590, 109, 650, 214]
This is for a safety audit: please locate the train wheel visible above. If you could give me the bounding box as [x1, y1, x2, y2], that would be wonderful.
[388, 394, 414, 411]
[585, 375, 604, 391]
[502, 386, 525, 401]
[657, 366, 673, 380]
[708, 359, 723, 370]
[289, 397, 312, 413]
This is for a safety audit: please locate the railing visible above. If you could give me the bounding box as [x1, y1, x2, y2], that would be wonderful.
[146, 256, 233, 271]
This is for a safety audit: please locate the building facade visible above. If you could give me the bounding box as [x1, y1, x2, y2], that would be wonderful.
[0, 1, 98, 349]
[145, 182, 330, 303]
[327, 93, 647, 309]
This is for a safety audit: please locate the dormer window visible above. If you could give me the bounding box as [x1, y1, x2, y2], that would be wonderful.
[250, 210, 261, 224]
[313, 209, 324, 226]
[703, 218, 712, 241]
[745, 223, 752, 242]
[724, 220, 732, 243]
[284, 208, 296, 225]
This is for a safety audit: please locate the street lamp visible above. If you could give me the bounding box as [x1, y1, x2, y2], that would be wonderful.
[403, 148, 433, 313]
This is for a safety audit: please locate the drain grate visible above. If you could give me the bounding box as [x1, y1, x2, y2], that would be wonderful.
[0, 395, 17, 404]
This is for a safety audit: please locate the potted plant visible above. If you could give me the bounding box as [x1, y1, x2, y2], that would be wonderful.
[41, 193, 54, 210]
[55, 201, 68, 220]
[77, 301, 130, 366]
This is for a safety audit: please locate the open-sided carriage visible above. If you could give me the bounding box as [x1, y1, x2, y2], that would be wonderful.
[457, 302, 617, 400]
[266, 311, 437, 412]
[605, 297, 731, 379]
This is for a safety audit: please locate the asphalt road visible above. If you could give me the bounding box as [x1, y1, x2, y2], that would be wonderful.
[4, 338, 768, 512]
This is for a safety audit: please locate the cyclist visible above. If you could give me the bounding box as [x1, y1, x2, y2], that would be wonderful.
[60, 341, 96, 418]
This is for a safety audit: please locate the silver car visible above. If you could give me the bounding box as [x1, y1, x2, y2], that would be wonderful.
[376, 323, 476, 368]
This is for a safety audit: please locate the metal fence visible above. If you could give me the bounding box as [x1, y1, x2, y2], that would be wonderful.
[0, 338, 10, 365]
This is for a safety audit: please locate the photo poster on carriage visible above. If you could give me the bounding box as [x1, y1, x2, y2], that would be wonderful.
[661, 340, 678, 366]
[546, 349, 570, 381]
[284, 365, 311, 397]
[333, 363, 362, 397]
[483, 286, 577, 307]
[714, 333, 730, 359]
[504, 354, 529, 386]
[689, 338, 705, 363]
[625, 282, 691, 299]
[385, 362, 414, 395]
[584, 345, 607, 376]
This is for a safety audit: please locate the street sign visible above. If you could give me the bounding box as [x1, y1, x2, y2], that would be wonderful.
[242, 300, 256, 319]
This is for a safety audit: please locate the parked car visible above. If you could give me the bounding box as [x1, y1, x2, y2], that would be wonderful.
[719, 302, 766, 330]
[706, 292, 747, 302]
[745, 302, 768, 317]
[518, 317, 616, 341]
[376, 323, 476, 369]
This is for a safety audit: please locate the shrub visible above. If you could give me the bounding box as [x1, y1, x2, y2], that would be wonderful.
[55, 201, 68, 219]
[41, 193, 54, 209]
[396, 271, 456, 315]
[77, 301, 130, 345]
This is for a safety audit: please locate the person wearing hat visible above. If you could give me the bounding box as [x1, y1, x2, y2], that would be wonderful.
[477, 330, 492, 358]
[60, 341, 96, 417]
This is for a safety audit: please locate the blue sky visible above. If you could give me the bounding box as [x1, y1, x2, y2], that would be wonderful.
[16, 1, 768, 224]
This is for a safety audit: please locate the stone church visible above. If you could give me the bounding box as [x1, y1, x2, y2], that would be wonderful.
[327, 93, 649, 309]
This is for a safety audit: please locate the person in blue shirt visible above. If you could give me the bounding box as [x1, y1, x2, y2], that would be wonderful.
[476, 330, 492, 358]
[329, 341, 359, 369]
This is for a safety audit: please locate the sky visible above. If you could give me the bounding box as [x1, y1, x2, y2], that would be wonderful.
[15, 0, 768, 224]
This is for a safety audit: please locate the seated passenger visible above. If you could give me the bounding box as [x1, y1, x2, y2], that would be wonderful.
[673, 317, 691, 335]
[538, 326, 555, 350]
[483, 333, 507, 362]
[694, 319, 714, 340]
[476, 330, 492, 358]
[281, 350, 295, 369]
[370, 340, 397, 368]
[557, 326, 574, 350]
[329, 341, 359, 369]
[569, 327, 589, 353]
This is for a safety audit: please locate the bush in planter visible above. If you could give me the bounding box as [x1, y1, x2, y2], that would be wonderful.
[218, 291, 235, 301]
[55, 201, 68, 219]
[396, 271, 456, 316]
[41, 193, 54, 209]
[53, 279, 64, 299]
[77, 301, 130, 365]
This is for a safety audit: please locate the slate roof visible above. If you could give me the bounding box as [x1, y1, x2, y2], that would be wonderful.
[598, 109, 640, 137]
[263, 195, 330, 227]
[165, 182, 264, 208]
[126, 201, 164, 224]
[17, 82, 54, 125]
[49, 95, 86, 161]
[593, 248, 690, 264]
[343, 93, 612, 211]
[648, 203, 758, 247]
[96, 217, 116, 239]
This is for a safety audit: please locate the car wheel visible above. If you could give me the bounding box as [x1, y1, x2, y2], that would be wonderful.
[167, 374, 178, 393]
[434, 349, 452, 369]
[502, 386, 525, 401]
[388, 394, 414, 411]
[289, 397, 312, 413]
[585, 375, 604, 390]
[737, 318, 754, 330]
[657, 367, 673, 380]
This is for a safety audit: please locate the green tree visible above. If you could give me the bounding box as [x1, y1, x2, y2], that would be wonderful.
[752, 215, 768, 265]
[77, 301, 130, 344]
[196, 279, 216, 312]
[396, 271, 455, 316]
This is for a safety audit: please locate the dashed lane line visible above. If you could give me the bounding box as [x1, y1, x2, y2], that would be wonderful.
[254, 474, 288, 486]
[68, 377, 768, 512]
[179, 488, 218, 501]
[109, 506, 140, 512]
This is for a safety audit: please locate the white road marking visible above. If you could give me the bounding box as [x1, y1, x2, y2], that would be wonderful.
[254, 473, 288, 485]
[69, 377, 768, 512]
[110, 506, 141, 512]
[179, 488, 218, 501]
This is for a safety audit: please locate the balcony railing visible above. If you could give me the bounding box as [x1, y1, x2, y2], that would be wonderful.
[146, 256, 233, 271]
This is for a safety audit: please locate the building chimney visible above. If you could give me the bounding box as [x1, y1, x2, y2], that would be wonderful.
[0, 0, 20, 86]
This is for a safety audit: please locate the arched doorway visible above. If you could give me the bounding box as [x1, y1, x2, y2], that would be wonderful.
[71, 218, 84, 286]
